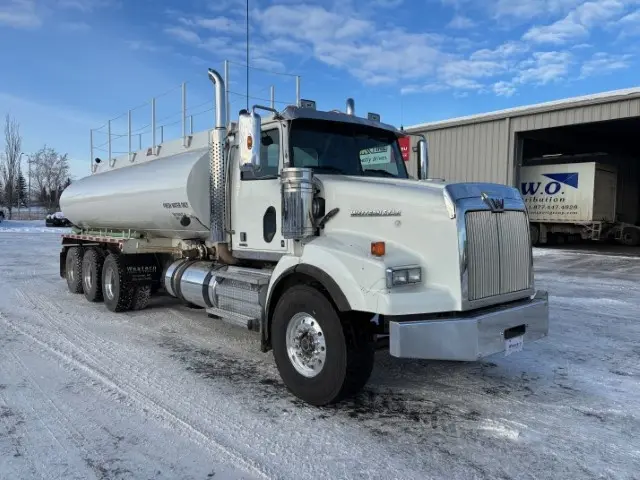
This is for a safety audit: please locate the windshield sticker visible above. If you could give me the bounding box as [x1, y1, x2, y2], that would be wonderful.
[360, 146, 391, 165]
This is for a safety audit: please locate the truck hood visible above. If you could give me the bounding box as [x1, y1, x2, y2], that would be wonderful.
[311, 174, 463, 311]
[316, 174, 451, 223]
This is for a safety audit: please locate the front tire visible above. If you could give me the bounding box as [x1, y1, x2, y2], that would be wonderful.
[271, 285, 374, 406]
[101, 254, 133, 312]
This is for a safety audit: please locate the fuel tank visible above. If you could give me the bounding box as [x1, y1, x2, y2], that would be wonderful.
[60, 147, 212, 239]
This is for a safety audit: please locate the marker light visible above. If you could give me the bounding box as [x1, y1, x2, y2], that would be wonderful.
[371, 241, 386, 257]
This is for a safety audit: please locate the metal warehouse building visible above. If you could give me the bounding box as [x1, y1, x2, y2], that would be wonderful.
[404, 88, 640, 231]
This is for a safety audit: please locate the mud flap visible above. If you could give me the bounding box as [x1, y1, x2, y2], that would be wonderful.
[120, 254, 162, 287]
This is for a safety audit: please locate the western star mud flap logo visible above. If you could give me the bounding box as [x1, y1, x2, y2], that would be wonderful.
[521, 172, 580, 218]
[126, 265, 158, 283]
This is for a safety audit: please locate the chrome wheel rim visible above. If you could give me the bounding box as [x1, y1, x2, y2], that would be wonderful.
[286, 312, 326, 378]
[67, 255, 75, 282]
[83, 263, 92, 291]
[104, 265, 115, 300]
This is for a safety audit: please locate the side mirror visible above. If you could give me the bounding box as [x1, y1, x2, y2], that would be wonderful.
[238, 110, 262, 169]
[417, 137, 428, 180]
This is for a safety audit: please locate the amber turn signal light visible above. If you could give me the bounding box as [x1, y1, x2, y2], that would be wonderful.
[371, 241, 385, 257]
[247, 135, 253, 149]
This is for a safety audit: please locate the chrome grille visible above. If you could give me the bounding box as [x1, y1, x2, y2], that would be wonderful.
[465, 210, 532, 302]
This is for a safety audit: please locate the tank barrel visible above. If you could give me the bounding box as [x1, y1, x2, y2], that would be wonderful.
[208, 68, 227, 130]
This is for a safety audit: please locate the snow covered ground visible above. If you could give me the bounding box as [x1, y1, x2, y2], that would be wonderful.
[0, 219, 71, 234]
[1, 222, 639, 479]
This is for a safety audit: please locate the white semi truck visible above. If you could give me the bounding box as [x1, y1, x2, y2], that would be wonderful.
[59, 68, 549, 406]
[521, 161, 640, 246]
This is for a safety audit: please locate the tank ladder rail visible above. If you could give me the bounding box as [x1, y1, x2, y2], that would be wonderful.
[89, 60, 302, 174]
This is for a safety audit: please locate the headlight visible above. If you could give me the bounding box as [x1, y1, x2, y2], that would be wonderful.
[386, 266, 422, 288]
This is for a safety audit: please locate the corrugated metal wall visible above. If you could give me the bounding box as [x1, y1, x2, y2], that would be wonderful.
[407, 119, 510, 183]
[408, 97, 640, 186]
[510, 98, 640, 131]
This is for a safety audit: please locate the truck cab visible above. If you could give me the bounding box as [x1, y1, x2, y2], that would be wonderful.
[59, 67, 549, 407]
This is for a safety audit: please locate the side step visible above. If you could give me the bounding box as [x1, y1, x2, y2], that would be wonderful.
[206, 307, 257, 330]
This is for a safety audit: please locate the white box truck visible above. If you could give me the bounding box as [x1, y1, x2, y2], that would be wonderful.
[520, 161, 640, 246]
[57, 67, 550, 407]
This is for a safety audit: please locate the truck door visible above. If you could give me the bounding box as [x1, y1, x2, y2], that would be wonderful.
[230, 124, 288, 257]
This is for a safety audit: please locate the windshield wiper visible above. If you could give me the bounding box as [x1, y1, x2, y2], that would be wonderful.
[363, 169, 397, 178]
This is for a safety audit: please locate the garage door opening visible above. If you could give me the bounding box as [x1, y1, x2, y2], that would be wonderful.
[516, 117, 640, 248]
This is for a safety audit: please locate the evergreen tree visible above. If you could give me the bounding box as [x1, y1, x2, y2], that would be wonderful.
[16, 172, 27, 207]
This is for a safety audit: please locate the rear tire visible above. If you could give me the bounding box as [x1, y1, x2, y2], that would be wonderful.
[271, 284, 375, 406]
[101, 254, 133, 312]
[65, 247, 84, 294]
[130, 285, 151, 311]
[82, 249, 104, 303]
[620, 228, 640, 247]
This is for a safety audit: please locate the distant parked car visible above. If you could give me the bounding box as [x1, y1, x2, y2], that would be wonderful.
[45, 212, 72, 228]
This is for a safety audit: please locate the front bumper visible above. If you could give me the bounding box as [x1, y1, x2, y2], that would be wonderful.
[389, 290, 549, 361]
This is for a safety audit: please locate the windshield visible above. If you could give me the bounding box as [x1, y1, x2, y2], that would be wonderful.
[288, 119, 409, 179]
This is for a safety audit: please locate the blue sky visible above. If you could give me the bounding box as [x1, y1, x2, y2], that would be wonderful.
[1, 0, 640, 179]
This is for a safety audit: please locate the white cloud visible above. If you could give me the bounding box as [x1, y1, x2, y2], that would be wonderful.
[153, 0, 635, 99]
[164, 26, 201, 44]
[0, 0, 41, 29]
[447, 15, 477, 29]
[439, 59, 507, 84]
[617, 9, 640, 36]
[371, 0, 404, 7]
[400, 83, 448, 95]
[515, 50, 573, 84]
[492, 0, 583, 20]
[523, 0, 626, 44]
[493, 80, 516, 96]
[580, 52, 632, 77]
[57, 0, 115, 12]
[206, 0, 247, 13]
[471, 41, 529, 60]
[256, 4, 445, 85]
[178, 15, 245, 34]
[126, 40, 171, 53]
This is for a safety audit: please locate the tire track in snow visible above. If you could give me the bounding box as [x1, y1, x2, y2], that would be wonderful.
[0, 310, 270, 480]
[10, 278, 456, 479]
[11, 283, 285, 477]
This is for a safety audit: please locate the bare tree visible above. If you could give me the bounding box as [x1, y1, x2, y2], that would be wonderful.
[31, 145, 71, 211]
[0, 114, 22, 219]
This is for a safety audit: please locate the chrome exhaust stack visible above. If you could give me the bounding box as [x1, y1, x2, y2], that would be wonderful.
[346, 98, 355, 115]
[207, 68, 236, 263]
